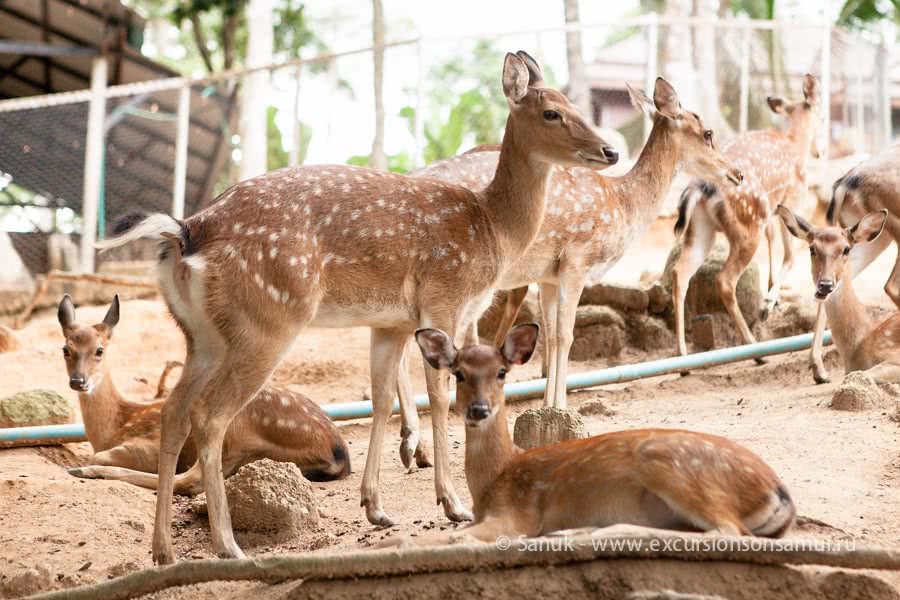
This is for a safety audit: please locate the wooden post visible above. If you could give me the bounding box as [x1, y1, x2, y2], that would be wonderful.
[643, 12, 659, 142]
[172, 84, 190, 219]
[739, 22, 751, 134]
[79, 56, 108, 274]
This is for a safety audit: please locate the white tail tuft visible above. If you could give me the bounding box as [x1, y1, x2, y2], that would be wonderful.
[94, 213, 182, 251]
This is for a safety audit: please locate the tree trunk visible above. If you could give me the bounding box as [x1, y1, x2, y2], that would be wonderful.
[239, 0, 273, 180]
[662, 0, 698, 110]
[369, 0, 388, 170]
[691, 0, 732, 136]
[189, 13, 215, 73]
[563, 0, 592, 119]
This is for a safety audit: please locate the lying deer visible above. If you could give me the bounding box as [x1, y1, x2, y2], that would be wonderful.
[96, 51, 618, 563]
[403, 77, 742, 417]
[807, 144, 900, 382]
[670, 74, 820, 360]
[778, 206, 900, 382]
[397, 323, 794, 545]
[58, 294, 351, 493]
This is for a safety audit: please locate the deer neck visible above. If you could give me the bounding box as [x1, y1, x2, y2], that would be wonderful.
[824, 278, 873, 369]
[617, 119, 679, 228]
[464, 405, 520, 515]
[482, 115, 553, 263]
[77, 367, 127, 452]
[786, 116, 815, 165]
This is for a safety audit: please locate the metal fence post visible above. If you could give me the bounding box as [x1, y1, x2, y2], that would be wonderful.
[820, 20, 831, 163]
[739, 21, 751, 134]
[289, 62, 303, 167]
[643, 12, 659, 142]
[172, 84, 190, 220]
[413, 37, 426, 168]
[79, 56, 107, 274]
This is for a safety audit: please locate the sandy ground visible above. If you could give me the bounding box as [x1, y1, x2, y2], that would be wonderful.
[2, 221, 900, 598]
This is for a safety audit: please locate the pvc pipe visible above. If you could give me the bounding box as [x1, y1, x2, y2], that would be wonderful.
[0, 331, 832, 445]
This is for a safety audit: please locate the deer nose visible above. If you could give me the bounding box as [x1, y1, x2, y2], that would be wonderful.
[816, 280, 834, 298]
[466, 402, 491, 421]
[602, 146, 619, 164]
[69, 375, 87, 391]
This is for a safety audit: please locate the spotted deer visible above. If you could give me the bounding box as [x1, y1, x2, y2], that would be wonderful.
[398, 77, 742, 420]
[807, 144, 900, 383]
[57, 295, 350, 493]
[391, 323, 794, 546]
[671, 74, 821, 360]
[95, 51, 618, 563]
[778, 206, 900, 382]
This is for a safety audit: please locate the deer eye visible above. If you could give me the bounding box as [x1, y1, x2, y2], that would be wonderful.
[543, 110, 560, 121]
[498, 368, 507, 381]
[95, 347, 104, 357]
[62, 347, 71, 357]
[703, 130, 713, 142]
[454, 371, 465, 383]
[842, 246, 851, 256]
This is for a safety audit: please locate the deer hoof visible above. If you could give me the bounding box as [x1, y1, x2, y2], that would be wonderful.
[399, 439, 416, 471]
[67, 467, 95, 479]
[811, 364, 831, 384]
[415, 440, 433, 469]
[754, 356, 767, 366]
[440, 497, 474, 522]
[152, 547, 177, 566]
[364, 502, 397, 528]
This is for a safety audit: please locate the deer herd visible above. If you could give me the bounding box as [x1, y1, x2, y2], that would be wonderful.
[35, 51, 900, 562]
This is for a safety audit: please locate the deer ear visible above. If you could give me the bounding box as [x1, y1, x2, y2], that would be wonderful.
[802, 74, 820, 104]
[626, 82, 656, 117]
[501, 323, 540, 366]
[848, 210, 887, 245]
[776, 204, 815, 242]
[58, 295, 76, 330]
[515, 50, 544, 87]
[102, 294, 120, 330]
[767, 96, 787, 114]
[415, 328, 458, 370]
[502, 53, 530, 103]
[652, 78, 681, 119]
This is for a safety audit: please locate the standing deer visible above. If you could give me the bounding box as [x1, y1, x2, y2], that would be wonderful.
[399, 78, 742, 420]
[807, 144, 900, 383]
[670, 74, 821, 360]
[778, 206, 900, 382]
[58, 295, 350, 493]
[96, 51, 618, 563]
[393, 322, 794, 545]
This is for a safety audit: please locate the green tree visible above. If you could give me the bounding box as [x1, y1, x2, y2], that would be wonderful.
[838, 0, 900, 28]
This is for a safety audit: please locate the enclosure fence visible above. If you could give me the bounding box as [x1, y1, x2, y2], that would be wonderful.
[0, 15, 893, 275]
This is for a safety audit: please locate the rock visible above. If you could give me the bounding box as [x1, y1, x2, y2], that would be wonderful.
[514, 407, 587, 449]
[691, 315, 716, 351]
[627, 315, 674, 352]
[579, 283, 649, 312]
[576, 399, 615, 417]
[0, 566, 51, 597]
[571, 305, 625, 361]
[477, 287, 540, 343]
[661, 240, 762, 330]
[0, 325, 21, 353]
[767, 302, 819, 338]
[647, 282, 668, 314]
[830, 371, 892, 412]
[190, 459, 319, 538]
[0, 390, 72, 428]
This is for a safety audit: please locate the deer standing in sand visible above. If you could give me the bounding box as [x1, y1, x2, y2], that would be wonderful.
[96, 51, 618, 563]
[778, 206, 900, 382]
[57, 295, 350, 493]
[670, 74, 821, 360]
[806, 144, 900, 382]
[398, 78, 741, 426]
[394, 322, 794, 545]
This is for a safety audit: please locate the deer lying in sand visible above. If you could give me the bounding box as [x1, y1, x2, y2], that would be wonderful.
[778, 206, 900, 382]
[807, 144, 900, 383]
[389, 323, 794, 545]
[95, 51, 618, 563]
[670, 74, 821, 361]
[58, 295, 350, 494]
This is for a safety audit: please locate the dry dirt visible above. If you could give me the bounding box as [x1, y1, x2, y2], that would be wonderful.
[3, 220, 900, 598]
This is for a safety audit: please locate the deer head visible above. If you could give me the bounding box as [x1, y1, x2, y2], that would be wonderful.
[503, 51, 618, 169]
[777, 205, 886, 301]
[58, 294, 120, 393]
[627, 77, 743, 187]
[415, 323, 540, 427]
[767, 74, 822, 159]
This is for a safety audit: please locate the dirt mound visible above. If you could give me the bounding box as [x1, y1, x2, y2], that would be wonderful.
[513, 407, 587, 449]
[831, 371, 895, 412]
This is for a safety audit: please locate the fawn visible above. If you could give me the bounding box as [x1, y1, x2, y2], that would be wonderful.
[670, 74, 821, 360]
[58, 294, 350, 494]
[778, 206, 900, 382]
[807, 144, 900, 382]
[95, 51, 617, 563]
[404, 78, 742, 416]
[401, 323, 794, 545]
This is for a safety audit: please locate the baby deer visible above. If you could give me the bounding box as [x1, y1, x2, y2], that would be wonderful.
[404, 323, 795, 544]
[778, 206, 900, 382]
[59, 294, 350, 493]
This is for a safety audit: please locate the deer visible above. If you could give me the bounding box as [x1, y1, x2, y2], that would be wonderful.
[387, 322, 795, 546]
[778, 206, 900, 382]
[806, 144, 900, 383]
[670, 74, 821, 362]
[396, 77, 742, 422]
[94, 51, 619, 564]
[57, 294, 351, 493]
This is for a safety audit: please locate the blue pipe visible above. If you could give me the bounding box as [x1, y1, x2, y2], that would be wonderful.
[0, 331, 832, 444]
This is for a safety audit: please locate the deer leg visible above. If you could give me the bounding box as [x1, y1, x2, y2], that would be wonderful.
[809, 303, 830, 384]
[672, 215, 715, 360]
[762, 219, 798, 320]
[68, 462, 204, 496]
[716, 230, 761, 361]
[537, 282, 559, 407]
[361, 328, 412, 526]
[550, 265, 588, 409]
[397, 339, 431, 470]
[492, 286, 529, 347]
[863, 361, 900, 384]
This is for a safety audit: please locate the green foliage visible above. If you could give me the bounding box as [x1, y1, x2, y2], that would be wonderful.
[267, 106, 288, 171]
[838, 0, 900, 28]
[347, 152, 414, 174]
